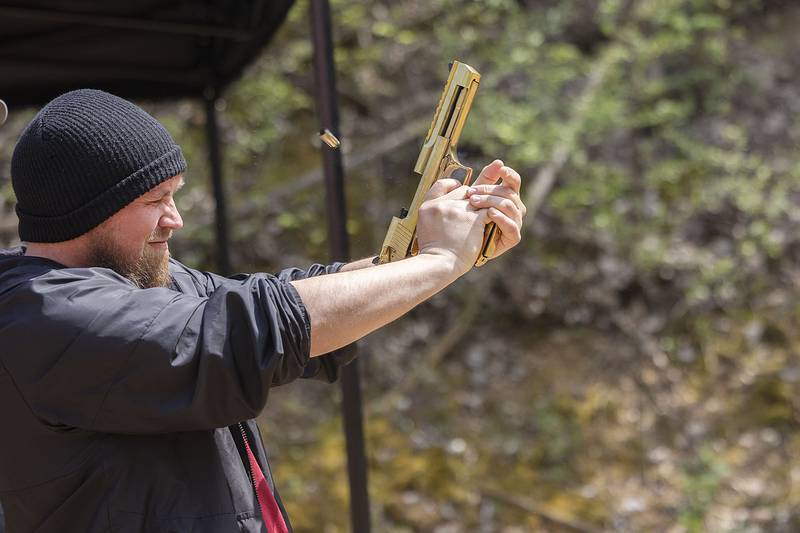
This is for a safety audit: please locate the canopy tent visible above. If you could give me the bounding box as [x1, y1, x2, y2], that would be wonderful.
[0, 1, 292, 105]
[0, 1, 370, 531]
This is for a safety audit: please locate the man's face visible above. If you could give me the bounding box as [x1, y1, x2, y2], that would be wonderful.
[85, 175, 184, 289]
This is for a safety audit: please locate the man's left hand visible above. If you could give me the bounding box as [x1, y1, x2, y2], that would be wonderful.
[466, 159, 527, 259]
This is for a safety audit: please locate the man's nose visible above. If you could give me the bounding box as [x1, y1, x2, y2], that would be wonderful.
[160, 201, 183, 230]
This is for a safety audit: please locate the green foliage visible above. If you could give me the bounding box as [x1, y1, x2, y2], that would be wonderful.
[3, 0, 800, 529]
[679, 447, 727, 532]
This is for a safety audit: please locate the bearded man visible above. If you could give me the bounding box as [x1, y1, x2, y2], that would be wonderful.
[0, 89, 526, 532]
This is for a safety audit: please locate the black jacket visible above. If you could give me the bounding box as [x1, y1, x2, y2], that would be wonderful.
[0, 248, 355, 532]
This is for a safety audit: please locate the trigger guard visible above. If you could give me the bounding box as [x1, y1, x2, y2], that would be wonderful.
[449, 167, 468, 182]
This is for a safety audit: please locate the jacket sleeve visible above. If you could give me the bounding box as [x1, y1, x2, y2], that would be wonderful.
[275, 263, 360, 383]
[2, 267, 313, 434]
[189, 261, 359, 384]
[273, 263, 345, 282]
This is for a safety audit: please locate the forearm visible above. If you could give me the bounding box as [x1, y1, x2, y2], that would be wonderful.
[291, 253, 460, 356]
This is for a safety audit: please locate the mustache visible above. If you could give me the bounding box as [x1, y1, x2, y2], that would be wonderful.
[147, 232, 172, 243]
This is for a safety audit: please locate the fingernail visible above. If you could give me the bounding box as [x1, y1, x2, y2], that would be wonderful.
[470, 195, 481, 202]
[467, 188, 477, 194]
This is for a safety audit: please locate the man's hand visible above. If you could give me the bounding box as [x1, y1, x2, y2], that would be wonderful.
[466, 160, 526, 258]
[415, 178, 490, 277]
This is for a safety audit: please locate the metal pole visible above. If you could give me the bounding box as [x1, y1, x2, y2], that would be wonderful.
[309, 1, 371, 531]
[204, 88, 232, 276]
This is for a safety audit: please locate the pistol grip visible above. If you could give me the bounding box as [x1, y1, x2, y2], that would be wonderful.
[468, 166, 500, 267]
[442, 161, 500, 267]
[475, 222, 499, 267]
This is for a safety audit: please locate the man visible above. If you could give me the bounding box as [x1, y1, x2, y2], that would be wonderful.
[0, 89, 526, 532]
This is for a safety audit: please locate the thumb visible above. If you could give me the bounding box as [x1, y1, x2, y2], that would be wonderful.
[471, 159, 504, 187]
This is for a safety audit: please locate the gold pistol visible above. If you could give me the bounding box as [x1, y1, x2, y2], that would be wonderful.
[378, 61, 499, 267]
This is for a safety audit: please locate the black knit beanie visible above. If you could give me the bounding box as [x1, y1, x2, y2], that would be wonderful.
[11, 89, 187, 242]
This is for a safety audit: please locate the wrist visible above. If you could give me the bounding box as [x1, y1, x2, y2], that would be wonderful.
[417, 248, 471, 280]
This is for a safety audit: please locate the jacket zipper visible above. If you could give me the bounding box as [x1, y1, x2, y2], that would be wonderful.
[238, 422, 266, 522]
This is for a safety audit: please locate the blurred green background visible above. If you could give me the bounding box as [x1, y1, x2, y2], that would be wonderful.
[2, 0, 799, 531]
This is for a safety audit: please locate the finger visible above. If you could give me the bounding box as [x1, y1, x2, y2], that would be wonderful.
[469, 184, 527, 218]
[474, 207, 492, 226]
[487, 208, 521, 246]
[438, 184, 472, 201]
[424, 178, 462, 201]
[469, 184, 518, 200]
[470, 159, 504, 187]
[468, 190, 525, 223]
[499, 166, 522, 193]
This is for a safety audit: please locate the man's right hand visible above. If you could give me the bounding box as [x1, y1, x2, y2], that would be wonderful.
[415, 178, 490, 277]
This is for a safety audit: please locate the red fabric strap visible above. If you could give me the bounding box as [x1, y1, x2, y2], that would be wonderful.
[241, 433, 289, 533]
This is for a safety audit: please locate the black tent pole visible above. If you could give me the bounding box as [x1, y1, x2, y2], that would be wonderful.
[204, 87, 232, 276]
[309, 1, 371, 532]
